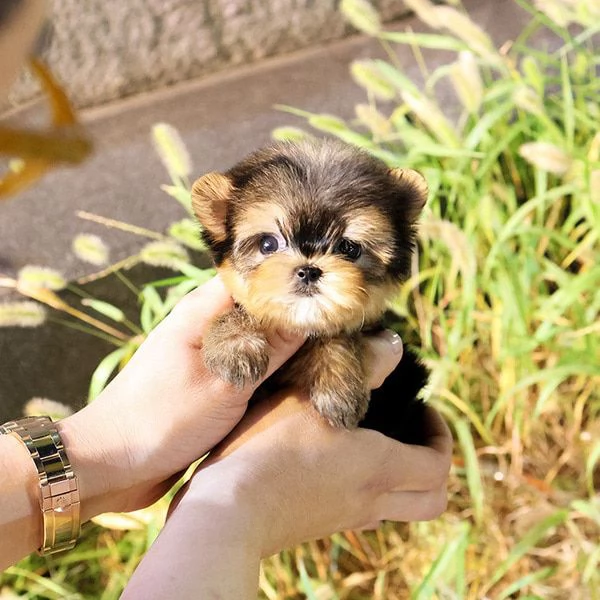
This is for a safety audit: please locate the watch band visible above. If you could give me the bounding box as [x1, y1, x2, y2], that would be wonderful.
[1, 416, 80, 555]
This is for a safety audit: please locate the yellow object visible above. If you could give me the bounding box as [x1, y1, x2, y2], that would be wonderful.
[0, 58, 92, 198]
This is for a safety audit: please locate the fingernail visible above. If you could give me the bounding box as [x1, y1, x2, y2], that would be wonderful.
[377, 329, 403, 355]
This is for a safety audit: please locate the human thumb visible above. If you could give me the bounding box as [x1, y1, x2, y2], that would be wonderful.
[260, 329, 307, 383]
[365, 330, 404, 390]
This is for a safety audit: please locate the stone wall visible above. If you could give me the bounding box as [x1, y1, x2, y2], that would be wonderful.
[9, 0, 408, 109]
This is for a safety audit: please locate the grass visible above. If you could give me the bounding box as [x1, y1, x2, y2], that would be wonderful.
[1, 0, 599, 597]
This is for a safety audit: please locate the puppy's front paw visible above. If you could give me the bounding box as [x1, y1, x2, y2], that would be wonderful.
[310, 385, 370, 429]
[203, 326, 270, 388]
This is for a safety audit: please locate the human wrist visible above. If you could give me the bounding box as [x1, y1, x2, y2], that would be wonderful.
[183, 457, 266, 552]
[123, 463, 262, 600]
[123, 459, 263, 599]
[55, 408, 131, 521]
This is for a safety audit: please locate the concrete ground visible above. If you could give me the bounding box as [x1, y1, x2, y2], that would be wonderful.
[0, 0, 529, 420]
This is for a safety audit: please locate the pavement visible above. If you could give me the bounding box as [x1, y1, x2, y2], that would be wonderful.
[0, 0, 529, 420]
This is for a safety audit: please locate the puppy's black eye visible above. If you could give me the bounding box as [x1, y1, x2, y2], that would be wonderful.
[335, 238, 362, 260]
[260, 235, 279, 254]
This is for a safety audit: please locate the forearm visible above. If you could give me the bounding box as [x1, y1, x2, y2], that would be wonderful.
[122, 468, 262, 600]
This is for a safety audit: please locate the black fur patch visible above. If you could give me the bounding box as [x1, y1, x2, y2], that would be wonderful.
[360, 348, 429, 444]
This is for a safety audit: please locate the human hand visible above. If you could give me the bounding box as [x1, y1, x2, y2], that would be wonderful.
[122, 336, 451, 599]
[56, 276, 306, 520]
[182, 388, 451, 556]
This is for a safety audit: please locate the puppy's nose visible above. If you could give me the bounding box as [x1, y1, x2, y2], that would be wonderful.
[296, 265, 322, 284]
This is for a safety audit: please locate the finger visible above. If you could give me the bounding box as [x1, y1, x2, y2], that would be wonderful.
[158, 276, 233, 341]
[376, 487, 448, 522]
[384, 444, 451, 492]
[259, 329, 307, 384]
[362, 425, 451, 493]
[382, 407, 452, 492]
[364, 330, 403, 390]
[421, 405, 453, 457]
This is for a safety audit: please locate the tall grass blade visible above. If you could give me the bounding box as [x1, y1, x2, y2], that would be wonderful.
[411, 523, 470, 600]
[486, 510, 569, 591]
[496, 567, 556, 600]
[454, 420, 484, 526]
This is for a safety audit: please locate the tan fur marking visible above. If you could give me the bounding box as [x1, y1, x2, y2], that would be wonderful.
[221, 252, 394, 335]
[191, 172, 233, 242]
[343, 207, 395, 264]
[218, 259, 250, 305]
[234, 202, 287, 242]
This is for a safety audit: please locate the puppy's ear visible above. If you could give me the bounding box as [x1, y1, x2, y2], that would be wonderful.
[191, 172, 233, 242]
[389, 168, 428, 220]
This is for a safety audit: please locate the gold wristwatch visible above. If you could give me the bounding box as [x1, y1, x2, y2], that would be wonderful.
[1, 416, 81, 555]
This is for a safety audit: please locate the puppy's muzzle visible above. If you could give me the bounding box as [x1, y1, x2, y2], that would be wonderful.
[295, 265, 322, 285]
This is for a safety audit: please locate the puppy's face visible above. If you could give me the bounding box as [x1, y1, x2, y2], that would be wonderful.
[192, 141, 427, 335]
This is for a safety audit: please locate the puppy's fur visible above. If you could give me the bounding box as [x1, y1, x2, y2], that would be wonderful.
[192, 140, 429, 440]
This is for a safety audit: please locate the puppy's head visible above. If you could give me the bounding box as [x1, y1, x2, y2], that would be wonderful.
[192, 140, 427, 335]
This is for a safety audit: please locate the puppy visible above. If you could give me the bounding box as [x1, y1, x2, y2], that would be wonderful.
[192, 139, 429, 439]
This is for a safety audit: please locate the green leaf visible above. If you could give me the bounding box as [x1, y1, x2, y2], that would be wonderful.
[81, 298, 126, 323]
[139, 286, 165, 333]
[454, 420, 485, 526]
[560, 54, 575, 149]
[408, 144, 484, 159]
[369, 59, 420, 95]
[160, 184, 193, 215]
[88, 346, 130, 402]
[2, 566, 79, 597]
[483, 184, 578, 279]
[271, 126, 312, 142]
[571, 498, 600, 528]
[164, 278, 202, 312]
[307, 114, 351, 134]
[147, 275, 190, 288]
[489, 363, 600, 423]
[173, 261, 216, 285]
[581, 538, 600, 584]
[520, 56, 544, 96]
[350, 61, 397, 100]
[463, 100, 514, 150]
[296, 555, 325, 600]
[487, 510, 569, 589]
[496, 567, 556, 600]
[411, 523, 470, 599]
